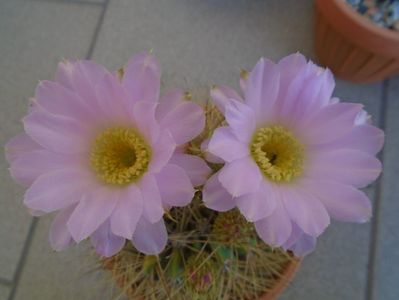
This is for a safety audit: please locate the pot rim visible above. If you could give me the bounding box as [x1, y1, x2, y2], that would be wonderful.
[259, 257, 302, 300]
[315, 0, 399, 57]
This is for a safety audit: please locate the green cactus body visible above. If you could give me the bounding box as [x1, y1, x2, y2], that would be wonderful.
[101, 104, 294, 300]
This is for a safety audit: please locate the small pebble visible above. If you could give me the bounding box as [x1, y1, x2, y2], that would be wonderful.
[345, 0, 399, 32]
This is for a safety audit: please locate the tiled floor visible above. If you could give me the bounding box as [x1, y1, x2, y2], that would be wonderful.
[0, 0, 397, 299]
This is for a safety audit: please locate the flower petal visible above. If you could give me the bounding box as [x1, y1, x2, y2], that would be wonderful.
[277, 53, 307, 90]
[23, 110, 90, 154]
[55, 60, 109, 106]
[306, 149, 382, 188]
[95, 72, 132, 122]
[133, 101, 160, 144]
[225, 99, 256, 143]
[278, 61, 333, 123]
[24, 168, 94, 213]
[301, 179, 372, 223]
[55, 60, 78, 90]
[139, 174, 164, 223]
[282, 221, 318, 256]
[291, 65, 334, 122]
[91, 220, 125, 257]
[211, 85, 243, 114]
[34, 81, 93, 123]
[240, 70, 249, 94]
[278, 66, 308, 120]
[201, 138, 224, 164]
[289, 233, 316, 257]
[156, 89, 185, 121]
[208, 127, 249, 163]
[244, 58, 280, 122]
[236, 180, 277, 222]
[203, 172, 236, 212]
[300, 103, 363, 145]
[110, 185, 143, 239]
[67, 188, 118, 242]
[131, 217, 168, 255]
[317, 68, 335, 108]
[218, 156, 262, 197]
[9, 150, 78, 187]
[5, 133, 42, 163]
[169, 153, 211, 186]
[123, 51, 161, 103]
[148, 130, 176, 173]
[158, 101, 205, 145]
[282, 187, 330, 237]
[254, 199, 292, 247]
[49, 205, 76, 251]
[355, 109, 371, 125]
[281, 222, 303, 250]
[155, 164, 195, 207]
[322, 124, 384, 156]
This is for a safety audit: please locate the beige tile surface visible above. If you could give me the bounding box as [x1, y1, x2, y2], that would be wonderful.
[14, 217, 119, 300]
[0, 0, 102, 281]
[0, 284, 11, 300]
[36, 0, 104, 4]
[93, 0, 314, 93]
[373, 77, 399, 300]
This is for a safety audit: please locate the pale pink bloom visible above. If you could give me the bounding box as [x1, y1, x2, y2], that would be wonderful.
[203, 53, 384, 256]
[5, 52, 210, 257]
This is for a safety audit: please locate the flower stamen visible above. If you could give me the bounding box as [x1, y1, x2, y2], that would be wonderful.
[250, 125, 304, 183]
[90, 127, 151, 185]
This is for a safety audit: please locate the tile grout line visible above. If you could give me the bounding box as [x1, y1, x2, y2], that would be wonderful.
[8, 218, 38, 300]
[7, 1, 110, 299]
[365, 79, 390, 300]
[66, 0, 105, 6]
[34, 0, 104, 7]
[85, 0, 110, 59]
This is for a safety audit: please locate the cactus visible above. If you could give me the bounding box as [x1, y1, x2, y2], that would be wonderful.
[101, 103, 294, 300]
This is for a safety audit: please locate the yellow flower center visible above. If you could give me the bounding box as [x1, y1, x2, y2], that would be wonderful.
[90, 127, 151, 185]
[250, 125, 304, 183]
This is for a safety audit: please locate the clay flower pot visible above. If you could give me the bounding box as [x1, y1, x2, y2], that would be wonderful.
[314, 0, 399, 83]
[259, 258, 301, 300]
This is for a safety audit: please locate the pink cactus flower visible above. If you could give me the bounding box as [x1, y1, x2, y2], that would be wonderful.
[203, 53, 384, 256]
[5, 52, 210, 257]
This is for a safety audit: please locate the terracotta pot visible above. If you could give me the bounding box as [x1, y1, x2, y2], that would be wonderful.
[314, 0, 399, 83]
[259, 258, 301, 300]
